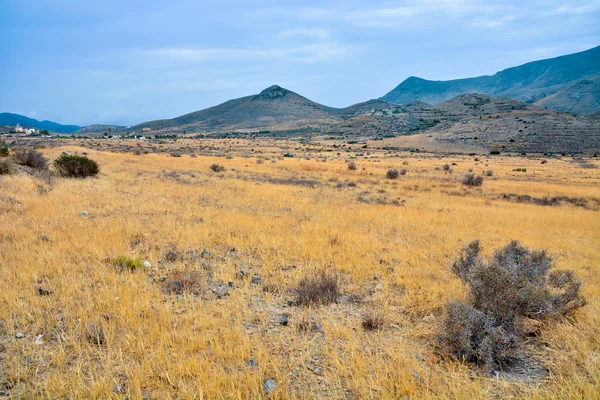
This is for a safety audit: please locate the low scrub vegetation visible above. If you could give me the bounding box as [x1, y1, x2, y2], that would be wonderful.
[14, 148, 48, 170]
[0, 159, 12, 175]
[461, 173, 484, 186]
[54, 154, 99, 178]
[386, 168, 399, 179]
[0, 145, 9, 157]
[110, 256, 143, 272]
[295, 272, 339, 306]
[439, 241, 585, 371]
[209, 163, 226, 172]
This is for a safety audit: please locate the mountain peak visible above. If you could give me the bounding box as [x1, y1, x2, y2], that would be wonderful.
[254, 85, 291, 100]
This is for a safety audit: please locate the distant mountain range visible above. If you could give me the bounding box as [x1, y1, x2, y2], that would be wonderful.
[0, 113, 81, 133]
[381, 45, 600, 114]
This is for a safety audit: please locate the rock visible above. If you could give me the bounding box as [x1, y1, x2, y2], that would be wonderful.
[37, 287, 52, 296]
[80, 211, 89, 217]
[142, 261, 152, 268]
[201, 249, 212, 258]
[0, 391, 9, 397]
[312, 323, 322, 332]
[251, 276, 261, 285]
[113, 384, 124, 393]
[15, 332, 24, 339]
[246, 358, 257, 367]
[236, 270, 247, 279]
[228, 281, 235, 288]
[375, 283, 383, 291]
[243, 321, 253, 329]
[38, 234, 49, 242]
[286, 300, 295, 307]
[174, 307, 186, 314]
[34, 334, 44, 345]
[263, 379, 276, 395]
[278, 315, 288, 326]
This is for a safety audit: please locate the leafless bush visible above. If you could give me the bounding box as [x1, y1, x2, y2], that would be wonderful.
[386, 169, 399, 179]
[461, 173, 483, 186]
[161, 270, 204, 295]
[209, 163, 226, 172]
[348, 161, 357, 170]
[295, 272, 339, 306]
[485, 170, 494, 176]
[400, 169, 407, 176]
[0, 159, 13, 175]
[440, 241, 586, 371]
[362, 312, 385, 331]
[14, 148, 48, 170]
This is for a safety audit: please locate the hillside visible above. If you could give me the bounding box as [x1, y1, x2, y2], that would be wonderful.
[134, 85, 339, 133]
[0, 113, 81, 133]
[381, 46, 600, 114]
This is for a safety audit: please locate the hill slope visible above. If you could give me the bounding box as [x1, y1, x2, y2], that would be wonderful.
[0, 113, 81, 133]
[381, 46, 600, 113]
[135, 85, 339, 132]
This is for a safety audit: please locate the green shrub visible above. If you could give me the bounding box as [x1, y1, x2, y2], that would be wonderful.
[54, 154, 99, 178]
[111, 256, 143, 272]
[0, 146, 9, 157]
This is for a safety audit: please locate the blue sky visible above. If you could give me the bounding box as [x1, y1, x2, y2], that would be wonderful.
[1, 0, 599, 126]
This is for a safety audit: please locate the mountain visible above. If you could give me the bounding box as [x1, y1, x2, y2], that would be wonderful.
[381, 46, 600, 114]
[0, 113, 81, 133]
[134, 85, 340, 132]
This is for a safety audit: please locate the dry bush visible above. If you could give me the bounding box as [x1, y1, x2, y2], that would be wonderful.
[14, 148, 48, 170]
[295, 272, 339, 306]
[0, 145, 9, 157]
[161, 270, 204, 295]
[386, 169, 399, 179]
[0, 159, 13, 175]
[486, 170, 494, 176]
[440, 241, 586, 371]
[348, 161, 357, 171]
[362, 312, 385, 331]
[461, 173, 483, 187]
[209, 163, 226, 172]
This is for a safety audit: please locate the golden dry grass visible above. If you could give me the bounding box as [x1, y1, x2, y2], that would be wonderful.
[0, 144, 599, 399]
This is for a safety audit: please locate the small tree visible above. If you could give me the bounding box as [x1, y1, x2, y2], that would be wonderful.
[54, 154, 99, 178]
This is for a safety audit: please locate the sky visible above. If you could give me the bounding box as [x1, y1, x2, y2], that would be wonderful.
[0, 0, 599, 127]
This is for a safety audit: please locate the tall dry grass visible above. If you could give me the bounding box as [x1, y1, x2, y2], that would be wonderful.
[0, 145, 598, 398]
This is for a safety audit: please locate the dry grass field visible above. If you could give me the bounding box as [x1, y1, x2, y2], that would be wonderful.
[1, 143, 599, 399]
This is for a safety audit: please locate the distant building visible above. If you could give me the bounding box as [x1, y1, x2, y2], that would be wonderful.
[14, 124, 24, 133]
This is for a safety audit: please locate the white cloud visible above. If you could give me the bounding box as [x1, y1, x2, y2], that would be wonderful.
[139, 42, 350, 64]
[470, 14, 515, 28]
[545, 3, 598, 16]
[277, 28, 331, 40]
